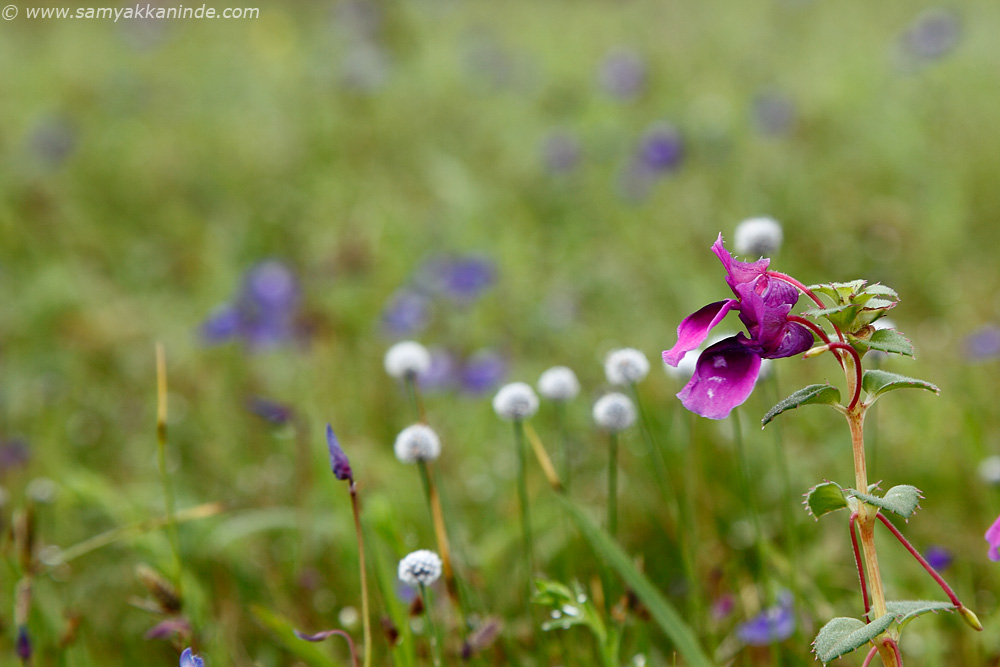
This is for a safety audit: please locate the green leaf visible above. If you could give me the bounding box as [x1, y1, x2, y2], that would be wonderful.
[251, 605, 341, 667]
[813, 613, 895, 663]
[862, 370, 940, 401]
[762, 384, 842, 426]
[861, 283, 899, 300]
[555, 494, 713, 667]
[863, 329, 915, 357]
[809, 280, 867, 303]
[805, 482, 849, 519]
[887, 600, 956, 628]
[847, 485, 922, 519]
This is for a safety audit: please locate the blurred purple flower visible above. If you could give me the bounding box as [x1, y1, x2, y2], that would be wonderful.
[180, 647, 205, 667]
[925, 545, 953, 571]
[541, 130, 582, 174]
[752, 91, 795, 136]
[418, 348, 458, 392]
[598, 48, 646, 100]
[419, 255, 496, 304]
[381, 289, 431, 337]
[638, 123, 684, 173]
[902, 9, 961, 62]
[17, 626, 31, 661]
[144, 616, 192, 641]
[0, 437, 30, 474]
[28, 116, 76, 166]
[964, 326, 1000, 361]
[737, 592, 795, 646]
[201, 261, 301, 350]
[986, 513, 1000, 562]
[327, 424, 353, 482]
[711, 594, 735, 621]
[460, 349, 507, 395]
[246, 398, 293, 426]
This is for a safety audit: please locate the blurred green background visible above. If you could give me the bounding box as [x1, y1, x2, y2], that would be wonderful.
[3, 0, 1000, 664]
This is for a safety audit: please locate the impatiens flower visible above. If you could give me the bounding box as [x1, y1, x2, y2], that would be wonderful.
[663, 234, 813, 419]
[736, 592, 795, 646]
[985, 513, 1000, 562]
[180, 647, 205, 667]
[327, 425, 353, 482]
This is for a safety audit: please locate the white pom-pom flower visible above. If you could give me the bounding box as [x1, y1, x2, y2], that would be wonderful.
[734, 217, 783, 257]
[384, 341, 431, 380]
[393, 424, 441, 464]
[492, 382, 539, 421]
[398, 549, 442, 587]
[592, 393, 637, 432]
[604, 348, 650, 386]
[979, 455, 1000, 485]
[537, 366, 580, 401]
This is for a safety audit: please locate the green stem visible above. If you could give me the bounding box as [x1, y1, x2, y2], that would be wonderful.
[555, 401, 571, 491]
[419, 583, 443, 667]
[405, 375, 426, 423]
[349, 483, 372, 667]
[155, 343, 183, 596]
[732, 410, 767, 597]
[607, 432, 618, 539]
[512, 421, 534, 590]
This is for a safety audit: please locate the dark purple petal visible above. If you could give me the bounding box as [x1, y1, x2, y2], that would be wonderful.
[200, 304, 242, 344]
[144, 617, 192, 641]
[736, 593, 795, 646]
[735, 282, 811, 359]
[460, 349, 507, 395]
[925, 546, 953, 571]
[17, 626, 31, 661]
[986, 513, 1000, 562]
[327, 424, 353, 482]
[381, 289, 431, 336]
[663, 299, 738, 366]
[0, 437, 30, 473]
[419, 255, 496, 303]
[711, 234, 769, 293]
[247, 398, 293, 425]
[677, 336, 761, 420]
[243, 261, 299, 313]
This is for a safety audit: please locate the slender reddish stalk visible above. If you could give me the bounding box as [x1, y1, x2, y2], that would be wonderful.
[767, 271, 846, 343]
[884, 637, 903, 666]
[861, 646, 880, 667]
[875, 513, 960, 607]
[828, 342, 863, 410]
[349, 483, 372, 667]
[849, 513, 871, 620]
[788, 314, 845, 369]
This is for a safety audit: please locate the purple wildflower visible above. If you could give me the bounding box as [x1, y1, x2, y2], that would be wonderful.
[0, 437, 30, 474]
[736, 592, 795, 646]
[711, 594, 735, 622]
[144, 616, 192, 641]
[180, 647, 205, 667]
[460, 349, 508, 395]
[986, 513, 1000, 562]
[327, 424, 353, 482]
[17, 626, 31, 661]
[381, 289, 431, 337]
[662, 234, 812, 419]
[902, 9, 961, 62]
[201, 261, 301, 349]
[418, 347, 458, 392]
[246, 398, 293, 426]
[541, 130, 582, 174]
[638, 123, 683, 173]
[964, 325, 1000, 361]
[418, 255, 496, 304]
[598, 48, 646, 100]
[925, 545, 953, 571]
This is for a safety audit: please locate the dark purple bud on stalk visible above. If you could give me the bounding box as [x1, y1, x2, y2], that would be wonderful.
[327, 424, 353, 482]
[16, 626, 31, 661]
[144, 616, 192, 641]
[380, 289, 431, 337]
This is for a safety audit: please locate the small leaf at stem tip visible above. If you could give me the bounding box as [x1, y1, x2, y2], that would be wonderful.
[812, 614, 895, 663]
[886, 600, 956, 628]
[804, 481, 849, 519]
[762, 384, 841, 427]
[846, 485, 923, 519]
[959, 606, 984, 631]
[861, 329, 915, 357]
[861, 370, 940, 401]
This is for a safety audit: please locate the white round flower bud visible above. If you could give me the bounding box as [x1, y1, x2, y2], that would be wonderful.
[978, 455, 1000, 485]
[492, 382, 539, 421]
[592, 393, 636, 432]
[734, 217, 783, 257]
[393, 424, 441, 464]
[398, 549, 442, 587]
[604, 348, 650, 386]
[537, 366, 580, 401]
[384, 341, 431, 380]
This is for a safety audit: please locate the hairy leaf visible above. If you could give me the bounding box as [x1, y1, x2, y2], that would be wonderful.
[805, 481, 849, 519]
[762, 384, 842, 426]
[862, 370, 940, 401]
[813, 613, 895, 663]
[887, 600, 956, 628]
[847, 485, 922, 519]
[863, 329, 915, 357]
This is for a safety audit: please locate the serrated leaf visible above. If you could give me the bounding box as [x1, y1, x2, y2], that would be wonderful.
[803, 303, 857, 318]
[813, 613, 895, 663]
[862, 329, 915, 357]
[863, 297, 896, 311]
[861, 283, 899, 300]
[847, 485, 922, 518]
[886, 600, 956, 627]
[862, 370, 940, 401]
[805, 482, 849, 519]
[809, 280, 867, 303]
[762, 384, 842, 426]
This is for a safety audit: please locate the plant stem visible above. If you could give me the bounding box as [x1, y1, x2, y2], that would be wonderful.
[349, 482, 373, 667]
[417, 461, 464, 623]
[875, 513, 961, 608]
[608, 432, 618, 538]
[512, 421, 534, 589]
[732, 410, 767, 597]
[419, 583, 443, 667]
[405, 375, 426, 423]
[155, 343, 183, 596]
[555, 401, 571, 491]
[849, 513, 871, 620]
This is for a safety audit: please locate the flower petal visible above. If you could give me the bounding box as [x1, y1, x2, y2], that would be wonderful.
[677, 336, 761, 420]
[985, 513, 1000, 561]
[711, 233, 769, 293]
[663, 299, 737, 367]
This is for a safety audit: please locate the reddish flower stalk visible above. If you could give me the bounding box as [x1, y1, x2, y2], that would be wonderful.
[861, 645, 880, 667]
[827, 342, 863, 410]
[788, 314, 845, 369]
[850, 512, 871, 620]
[875, 513, 960, 608]
[767, 270, 846, 343]
[884, 637, 904, 666]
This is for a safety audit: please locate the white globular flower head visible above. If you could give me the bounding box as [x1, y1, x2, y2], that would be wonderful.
[978, 455, 1000, 485]
[492, 382, 540, 421]
[604, 348, 650, 386]
[398, 549, 442, 587]
[384, 341, 431, 380]
[592, 392, 637, 433]
[663, 353, 697, 381]
[537, 366, 580, 401]
[734, 216, 783, 257]
[393, 424, 441, 464]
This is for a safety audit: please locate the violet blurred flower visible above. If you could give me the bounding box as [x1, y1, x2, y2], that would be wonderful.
[986, 513, 1000, 562]
[0, 437, 30, 474]
[246, 398, 293, 425]
[17, 626, 31, 661]
[381, 289, 431, 337]
[144, 616, 192, 641]
[460, 349, 507, 395]
[327, 424, 353, 482]
[711, 594, 735, 621]
[28, 116, 76, 166]
[180, 647, 205, 667]
[638, 123, 684, 173]
[752, 91, 795, 136]
[736, 592, 795, 645]
[662, 234, 812, 419]
[418, 348, 458, 392]
[598, 48, 646, 99]
[964, 326, 1000, 361]
[902, 9, 961, 62]
[925, 545, 953, 571]
[541, 130, 582, 174]
[418, 255, 496, 304]
[201, 260, 301, 349]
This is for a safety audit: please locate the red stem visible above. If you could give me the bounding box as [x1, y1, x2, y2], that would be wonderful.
[875, 513, 961, 607]
[861, 645, 879, 667]
[884, 637, 904, 666]
[850, 512, 871, 620]
[767, 271, 846, 342]
[828, 342, 863, 410]
[787, 314, 845, 369]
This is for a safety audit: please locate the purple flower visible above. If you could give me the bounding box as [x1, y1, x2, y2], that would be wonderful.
[327, 424, 353, 482]
[418, 255, 496, 304]
[144, 616, 192, 641]
[418, 348, 458, 392]
[902, 9, 961, 62]
[17, 626, 31, 661]
[737, 593, 795, 646]
[964, 325, 1000, 361]
[200, 261, 301, 349]
[381, 289, 431, 337]
[460, 349, 507, 395]
[541, 130, 582, 174]
[180, 648, 205, 667]
[925, 545, 953, 571]
[663, 234, 812, 419]
[0, 437, 30, 474]
[246, 398, 293, 426]
[986, 513, 1000, 562]
[638, 123, 683, 173]
[598, 48, 646, 100]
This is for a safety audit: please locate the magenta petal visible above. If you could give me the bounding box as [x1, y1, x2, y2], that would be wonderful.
[711, 233, 769, 292]
[663, 299, 737, 366]
[985, 514, 1000, 561]
[677, 336, 761, 420]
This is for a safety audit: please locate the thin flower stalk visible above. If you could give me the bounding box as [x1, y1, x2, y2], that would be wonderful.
[155, 343, 183, 597]
[419, 583, 443, 667]
[875, 513, 961, 608]
[849, 512, 871, 620]
[350, 482, 373, 667]
[417, 460, 463, 620]
[607, 432, 619, 538]
[512, 420, 535, 583]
